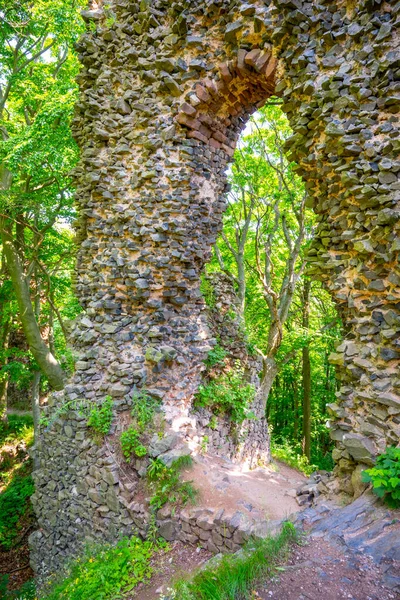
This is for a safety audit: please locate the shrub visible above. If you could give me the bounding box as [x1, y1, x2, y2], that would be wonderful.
[362, 446, 400, 508]
[162, 521, 297, 600]
[195, 370, 255, 423]
[87, 396, 113, 436]
[0, 463, 34, 549]
[42, 537, 160, 600]
[131, 390, 160, 431]
[204, 345, 228, 369]
[270, 440, 319, 477]
[147, 456, 196, 511]
[120, 426, 147, 461]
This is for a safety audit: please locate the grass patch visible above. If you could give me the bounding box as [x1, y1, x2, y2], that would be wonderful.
[163, 521, 297, 600]
[42, 537, 167, 600]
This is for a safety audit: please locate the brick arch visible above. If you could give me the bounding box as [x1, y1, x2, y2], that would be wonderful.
[31, 0, 400, 579]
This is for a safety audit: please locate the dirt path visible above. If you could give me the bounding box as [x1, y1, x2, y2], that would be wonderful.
[183, 455, 306, 522]
[254, 537, 398, 600]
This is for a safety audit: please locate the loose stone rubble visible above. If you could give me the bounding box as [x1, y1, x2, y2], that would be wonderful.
[31, 0, 400, 580]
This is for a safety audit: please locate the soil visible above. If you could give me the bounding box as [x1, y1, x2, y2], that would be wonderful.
[254, 537, 399, 600]
[182, 455, 306, 522]
[0, 540, 34, 591]
[129, 541, 212, 600]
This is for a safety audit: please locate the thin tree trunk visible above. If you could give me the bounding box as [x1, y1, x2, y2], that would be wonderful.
[0, 216, 65, 390]
[32, 371, 41, 437]
[237, 252, 246, 320]
[32, 274, 41, 437]
[293, 378, 299, 441]
[0, 319, 10, 424]
[0, 248, 10, 425]
[302, 279, 311, 460]
[260, 356, 279, 411]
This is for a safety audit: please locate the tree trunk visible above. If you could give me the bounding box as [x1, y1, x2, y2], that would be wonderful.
[261, 356, 279, 409]
[237, 252, 246, 320]
[302, 279, 311, 460]
[0, 319, 10, 424]
[0, 217, 66, 390]
[293, 377, 299, 441]
[32, 275, 42, 438]
[32, 371, 41, 438]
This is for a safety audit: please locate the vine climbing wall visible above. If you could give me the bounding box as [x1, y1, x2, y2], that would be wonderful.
[31, 0, 400, 579]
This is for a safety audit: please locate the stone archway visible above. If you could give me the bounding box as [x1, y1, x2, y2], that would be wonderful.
[31, 0, 399, 578]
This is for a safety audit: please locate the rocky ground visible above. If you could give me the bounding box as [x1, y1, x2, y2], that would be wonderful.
[184, 454, 306, 522]
[144, 475, 400, 600]
[254, 537, 398, 600]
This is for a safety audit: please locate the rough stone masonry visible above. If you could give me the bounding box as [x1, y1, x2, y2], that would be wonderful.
[30, 0, 400, 579]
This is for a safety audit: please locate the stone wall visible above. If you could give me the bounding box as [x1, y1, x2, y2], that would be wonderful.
[31, 0, 400, 578]
[192, 272, 270, 467]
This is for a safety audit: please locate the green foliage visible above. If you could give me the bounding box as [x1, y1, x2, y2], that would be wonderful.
[131, 390, 161, 431]
[42, 537, 159, 600]
[209, 416, 218, 430]
[162, 521, 297, 600]
[204, 345, 228, 369]
[200, 275, 216, 309]
[87, 396, 114, 437]
[0, 0, 85, 392]
[120, 427, 147, 461]
[362, 447, 400, 509]
[0, 414, 34, 447]
[0, 415, 34, 551]
[0, 464, 34, 550]
[271, 441, 321, 477]
[0, 577, 36, 600]
[200, 436, 209, 455]
[147, 456, 196, 511]
[195, 370, 255, 423]
[119, 391, 163, 463]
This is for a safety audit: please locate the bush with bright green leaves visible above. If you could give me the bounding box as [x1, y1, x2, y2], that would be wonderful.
[204, 345, 228, 369]
[271, 440, 322, 476]
[87, 396, 113, 436]
[120, 426, 147, 461]
[195, 370, 255, 423]
[131, 390, 161, 430]
[147, 455, 196, 511]
[362, 446, 400, 508]
[42, 537, 165, 600]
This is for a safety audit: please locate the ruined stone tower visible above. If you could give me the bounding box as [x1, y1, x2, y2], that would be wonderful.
[30, 0, 400, 578]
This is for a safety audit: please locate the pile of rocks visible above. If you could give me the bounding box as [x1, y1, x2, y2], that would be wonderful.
[295, 471, 333, 507]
